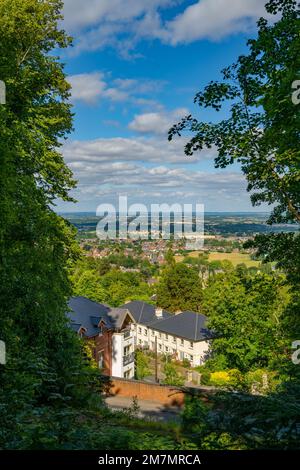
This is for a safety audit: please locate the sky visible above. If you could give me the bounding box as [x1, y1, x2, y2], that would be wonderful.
[57, 0, 271, 213]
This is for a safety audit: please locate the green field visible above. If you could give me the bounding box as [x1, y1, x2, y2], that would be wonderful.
[176, 251, 261, 268]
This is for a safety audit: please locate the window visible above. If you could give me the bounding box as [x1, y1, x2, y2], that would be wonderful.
[151, 330, 155, 336]
[144, 329, 148, 336]
[124, 346, 130, 356]
[165, 346, 169, 352]
[159, 343, 162, 350]
[173, 336, 176, 343]
[190, 342, 194, 349]
[138, 327, 142, 334]
[139, 339, 142, 345]
[98, 351, 104, 369]
[159, 332, 162, 339]
[165, 334, 168, 341]
[181, 339, 184, 346]
[190, 355, 193, 361]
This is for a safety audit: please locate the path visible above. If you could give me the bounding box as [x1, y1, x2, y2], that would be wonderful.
[105, 395, 181, 422]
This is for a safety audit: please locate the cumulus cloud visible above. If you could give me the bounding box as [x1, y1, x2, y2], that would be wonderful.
[129, 108, 189, 135]
[62, 0, 269, 56]
[68, 72, 165, 105]
[62, 0, 173, 57]
[68, 72, 107, 104]
[63, 158, 247, 210]
[61, 135, 247, 210]
[165, 0, 267, 44]
[63, 0, 173, 33]
[63, 135, 200, 165]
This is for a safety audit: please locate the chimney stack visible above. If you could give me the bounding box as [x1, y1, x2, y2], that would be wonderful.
[155, 307, 163, 318]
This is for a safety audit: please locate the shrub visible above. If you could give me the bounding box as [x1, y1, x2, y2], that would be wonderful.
[227, 369, 243, 388]
[182, 358, 191, 368]
[199, 369, 211, 385]
[244, 369, 279, 394]
[135, 350, 151, 380]
[209, 371, 231, 387]
[163, 362, 184, 386]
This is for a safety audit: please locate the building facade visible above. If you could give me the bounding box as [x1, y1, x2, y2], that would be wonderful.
[68, 297, 136, 379]
[120, 301, 211, 368]
[68, 297, 211, 378]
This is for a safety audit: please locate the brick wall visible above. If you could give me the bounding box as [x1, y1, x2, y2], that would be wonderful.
[109, 377, 208, 407]
[86, 330, 113, 376]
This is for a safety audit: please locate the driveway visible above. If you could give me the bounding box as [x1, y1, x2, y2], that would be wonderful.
[105, 395, 181, 422]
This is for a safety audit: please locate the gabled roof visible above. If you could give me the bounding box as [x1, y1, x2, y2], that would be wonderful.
[68, 297, 212, 342]
[121, 301, 211, 341]
[149, 311, 212, 342]
[67, 297, 135, 338]
[67, 297, 112, 337]
[121, 300, 172, 326]
[106, 308, 135, 330]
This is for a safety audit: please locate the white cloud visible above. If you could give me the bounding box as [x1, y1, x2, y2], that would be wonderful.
[165, 0, 267, 44]
[58, 135, 252, 211]
[129, 108, 189, 135]
[62, 157, 247, 209]
[62, 135, 245, 207]
[68, 72, 165, 105]
[62, 0, 269, 56]
[68, 72, 107, 104]
[63, 135, 200, 165]
[63, 0, 173, 33]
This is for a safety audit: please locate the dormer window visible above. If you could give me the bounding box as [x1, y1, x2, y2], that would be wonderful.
[78, 326, 87, 338]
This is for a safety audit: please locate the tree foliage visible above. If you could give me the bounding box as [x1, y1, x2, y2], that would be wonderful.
[169, 0, 300, 225]
[157, 263, 203, 312]
[203, 269, 289, 371]
[71, 257, 153, 306]
[0, 0, 177, 451]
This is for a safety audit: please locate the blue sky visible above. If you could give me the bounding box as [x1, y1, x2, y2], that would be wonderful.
[57, 0, 271, 213]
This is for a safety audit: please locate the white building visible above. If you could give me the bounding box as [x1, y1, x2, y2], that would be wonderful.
[68, 298, 211, 379]
[68, 297, 136, 379]
[121, 301, 211, 368]
[110, 313, 136, 379]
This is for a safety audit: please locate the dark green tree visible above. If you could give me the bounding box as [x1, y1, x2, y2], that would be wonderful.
[168, 0, 300, 352]
[169, 0, 300, 225]
[157, 263, 203, 312]
[202, 270, 289, 371]
[0, 0, 80, 384]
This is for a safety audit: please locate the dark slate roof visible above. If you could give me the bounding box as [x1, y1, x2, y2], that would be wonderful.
[68, 297, 212, 342]
[106, 308, 133, 330]
[69, 323, 82, 333]
[149, 311, 212, 342]
[121, 300, 172, 326]
[67, 297, 112, 337]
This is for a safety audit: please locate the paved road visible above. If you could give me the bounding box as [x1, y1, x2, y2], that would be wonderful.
[105, 396, 181, 422]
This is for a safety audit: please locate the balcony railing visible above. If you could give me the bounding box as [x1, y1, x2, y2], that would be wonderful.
[123, 329, 132, 339]
[123, 352, 135, 366]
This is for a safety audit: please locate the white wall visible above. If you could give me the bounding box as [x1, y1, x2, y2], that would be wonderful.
[112, 331, 135, 378]
[134, 324, 210, 367]
[111, 333, 123, 377]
